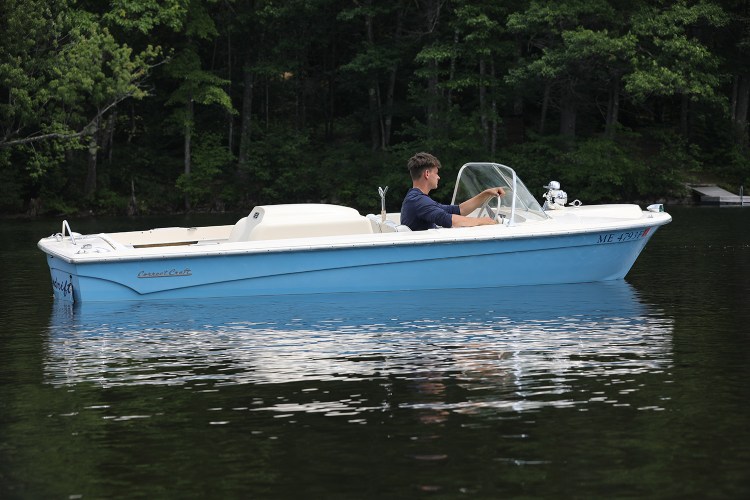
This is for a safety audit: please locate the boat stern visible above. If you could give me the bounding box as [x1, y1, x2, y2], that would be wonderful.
[48, 262, 78, 302]
[38, 233, 84, 303]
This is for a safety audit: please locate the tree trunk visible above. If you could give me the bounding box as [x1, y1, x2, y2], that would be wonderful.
[447, 28, 459, 106]
[376, 84, 386, 150]
[265, 79, 270, 130]
[559, 86, 576, 138]
[295, 70, 301, 130]
[680, 93, 689, 139]
[226, 30, 233, 153]
[539, 82, 551, 135]
[731, 75, 738, 122]
[84, 117, 99, 198]
[364, 7, 382, 151]
[184, 97, 193, 211]
[424, 0, 441, 135]
[369, 85, 380, 151]
[238, 67, 254, 167]
[733, 74, 750, 148]
[427, 61, 439, 134]
[384, 64, 397, 148]
[227, 110, 234, 154]
[490, 59, 497, 155]
[605, 76, 620, 138]
[326, 72, 335, 140]
[127, 102, 136, 144]
[383, 8, 404, 148]
[506, 95, 525, 145]
[479, 58, 488, 150]
[127, 177, 137, 216]
[101, 111, 116, 164]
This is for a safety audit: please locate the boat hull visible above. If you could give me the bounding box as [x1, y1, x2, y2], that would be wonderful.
[45, 224, 662, 302]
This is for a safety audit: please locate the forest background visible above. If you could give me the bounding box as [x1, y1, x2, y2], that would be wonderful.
[1, 0, 749, 216]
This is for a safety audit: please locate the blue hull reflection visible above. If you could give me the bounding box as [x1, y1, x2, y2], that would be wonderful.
[46, 281, 674, 413]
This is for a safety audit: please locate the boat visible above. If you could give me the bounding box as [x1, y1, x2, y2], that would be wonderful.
[38, 162, 672, 303]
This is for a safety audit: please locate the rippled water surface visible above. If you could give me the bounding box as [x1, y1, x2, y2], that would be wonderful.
[1, 207, 749, 498]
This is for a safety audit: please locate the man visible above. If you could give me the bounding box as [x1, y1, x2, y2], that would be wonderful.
[400, 152, 505, 231]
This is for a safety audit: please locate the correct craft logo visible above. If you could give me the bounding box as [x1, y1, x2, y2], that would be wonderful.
[137, 268, 192, 278]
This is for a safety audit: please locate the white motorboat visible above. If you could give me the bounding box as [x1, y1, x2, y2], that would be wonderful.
[38, 162, 672, 302]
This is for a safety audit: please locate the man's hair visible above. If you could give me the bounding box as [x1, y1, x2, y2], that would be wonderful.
[407, 152, 441, 180]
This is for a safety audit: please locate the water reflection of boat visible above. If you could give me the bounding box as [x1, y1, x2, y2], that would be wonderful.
[45, 282, 673, 400]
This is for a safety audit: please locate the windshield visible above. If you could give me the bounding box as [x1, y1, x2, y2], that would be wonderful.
[451, 163, 548, 222]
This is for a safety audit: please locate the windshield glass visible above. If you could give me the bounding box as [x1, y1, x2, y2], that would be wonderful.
[451, 163, 548, 222]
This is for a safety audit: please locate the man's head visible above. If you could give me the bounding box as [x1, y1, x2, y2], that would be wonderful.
[408, 152, 441, 180]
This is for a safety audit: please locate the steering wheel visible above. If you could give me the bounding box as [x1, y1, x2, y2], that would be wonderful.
[478, 195, 501, 220]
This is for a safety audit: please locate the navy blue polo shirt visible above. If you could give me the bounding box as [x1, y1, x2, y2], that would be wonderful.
[400, 188, 460, 231]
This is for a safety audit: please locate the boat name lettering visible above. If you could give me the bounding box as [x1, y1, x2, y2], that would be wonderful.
[597, 229, 649, 244]
[137, 268, 192, 278]
[52, 276, 74, 297]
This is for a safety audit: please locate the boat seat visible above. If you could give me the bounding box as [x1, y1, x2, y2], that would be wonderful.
[366, 214, 381, 233]
[383, 220, 411, 233]
[227, 216, 253, 242]
[229, 204, 375, 242]
[366, 214, 411, 233]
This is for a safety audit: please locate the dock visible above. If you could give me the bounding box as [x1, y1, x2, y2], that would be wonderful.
[689, 185, 749, 206]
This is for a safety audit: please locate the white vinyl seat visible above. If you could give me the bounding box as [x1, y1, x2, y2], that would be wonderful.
[227, 216, 252, 242]
[365, 214, 411, 233]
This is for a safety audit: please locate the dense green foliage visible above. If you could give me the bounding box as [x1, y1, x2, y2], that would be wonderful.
[1, 0, 749, 215]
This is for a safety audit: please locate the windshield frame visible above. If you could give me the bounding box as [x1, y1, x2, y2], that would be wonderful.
[450, 162, 549, 224]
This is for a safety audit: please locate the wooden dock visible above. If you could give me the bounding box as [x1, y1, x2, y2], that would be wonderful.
[689, 185, 749, 206]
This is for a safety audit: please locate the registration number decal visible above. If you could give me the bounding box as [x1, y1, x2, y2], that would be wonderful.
[597, 228, 650, 244]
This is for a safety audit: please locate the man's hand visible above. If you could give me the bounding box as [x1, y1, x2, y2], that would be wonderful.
[476, 216, 498, 225]
[482, 187, 506, 198]
[459, 186, 507, 217]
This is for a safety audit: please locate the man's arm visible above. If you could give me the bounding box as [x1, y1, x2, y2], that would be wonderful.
[451, 214, 497, 227]
[458, 187, 506, 216]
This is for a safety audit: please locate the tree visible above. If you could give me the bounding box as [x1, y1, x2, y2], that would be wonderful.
[0, 1, 162, 155]
[0, 0, 742, 215]
[163, 0, 234, 210]
[626, 0, 728, 138]
[713, 0, 750, 148]
[506, 0, 633, 138]
[339, 1, 413, 151]
[449, 1, 517, 153]
[0, 0, 182, 203]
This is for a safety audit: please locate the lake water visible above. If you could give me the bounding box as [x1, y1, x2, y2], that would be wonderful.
[1, 207, 749, 498]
